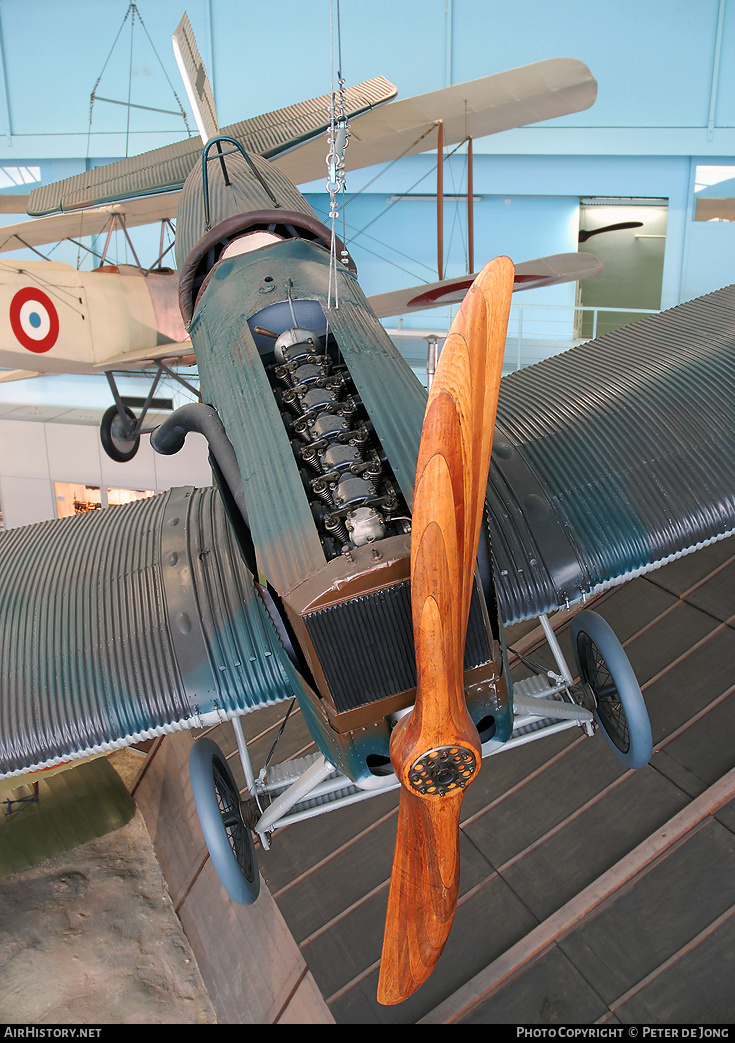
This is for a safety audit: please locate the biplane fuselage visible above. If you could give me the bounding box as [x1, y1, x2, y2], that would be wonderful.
[162, 142, 512, 787]
[0, 260, 187, 376]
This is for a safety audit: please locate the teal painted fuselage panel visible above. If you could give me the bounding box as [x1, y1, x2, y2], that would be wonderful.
[187, 237, 511, 784]
[188, 237, 428, 593]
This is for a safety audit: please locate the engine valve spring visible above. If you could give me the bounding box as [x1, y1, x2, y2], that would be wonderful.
[269, 325, 408, 557]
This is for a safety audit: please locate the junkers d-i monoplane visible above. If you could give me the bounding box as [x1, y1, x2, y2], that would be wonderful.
[2, 14, 735, 1007]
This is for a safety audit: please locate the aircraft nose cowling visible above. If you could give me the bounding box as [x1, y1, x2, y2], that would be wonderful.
[175, 148, 318, 269]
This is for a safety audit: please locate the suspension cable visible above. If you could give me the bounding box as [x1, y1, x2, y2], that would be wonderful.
[326, 0, 350, 311]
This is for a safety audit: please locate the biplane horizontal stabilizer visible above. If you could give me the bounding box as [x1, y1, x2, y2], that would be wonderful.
[26, 77, 397, 216]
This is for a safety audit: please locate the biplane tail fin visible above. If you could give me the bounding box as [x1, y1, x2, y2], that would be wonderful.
[172, 12, 219, 143]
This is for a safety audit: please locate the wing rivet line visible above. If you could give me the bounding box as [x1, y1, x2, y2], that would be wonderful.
[408, 745, 478, 796]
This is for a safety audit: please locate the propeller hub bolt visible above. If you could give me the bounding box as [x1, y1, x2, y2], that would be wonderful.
[408, 745, 477, 797]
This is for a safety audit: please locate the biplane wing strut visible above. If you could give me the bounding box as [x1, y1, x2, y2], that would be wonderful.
[377, 257, 514, 1004]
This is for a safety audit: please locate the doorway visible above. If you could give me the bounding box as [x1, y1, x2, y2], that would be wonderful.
[577, 198, 668, 339]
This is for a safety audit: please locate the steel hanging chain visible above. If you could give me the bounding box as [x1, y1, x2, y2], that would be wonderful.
[326, 0, 351, 310]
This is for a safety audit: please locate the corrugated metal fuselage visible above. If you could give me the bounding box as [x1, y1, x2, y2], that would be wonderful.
[184, 192, 512, 782]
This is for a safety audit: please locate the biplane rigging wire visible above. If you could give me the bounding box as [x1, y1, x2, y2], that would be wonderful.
[443, 146, 470, 278]
[320, 4, 473, 305]
[0, 261, 86, 318]
[340, 123, 439, 211]
[81, 2, 189, 270]
[349, 137, 467, 243]
[310, 200, 437, 282]
[315, 136, 471, 286]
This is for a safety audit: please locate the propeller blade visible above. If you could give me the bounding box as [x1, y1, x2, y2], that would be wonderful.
[377, 256, 514, 1005]
[578, 220, 642, 242]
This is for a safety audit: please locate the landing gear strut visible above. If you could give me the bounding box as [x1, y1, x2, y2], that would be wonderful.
[100, 365, 200, 463]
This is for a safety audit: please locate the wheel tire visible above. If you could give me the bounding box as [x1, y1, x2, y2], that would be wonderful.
[571, 609, 652, 769]
[189, 737, 260, 905]
[100, 404, 140, 462]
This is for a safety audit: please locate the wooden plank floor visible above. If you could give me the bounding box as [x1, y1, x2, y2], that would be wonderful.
[201, 536, 735, 1024]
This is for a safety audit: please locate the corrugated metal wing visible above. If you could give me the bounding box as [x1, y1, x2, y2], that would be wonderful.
[489, 284, 735, 623]
[0, 487, 297, 779]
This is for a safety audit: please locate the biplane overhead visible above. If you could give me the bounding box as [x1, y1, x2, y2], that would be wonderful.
[0, 42, 601, 459]
[1, 12, 734, 1008]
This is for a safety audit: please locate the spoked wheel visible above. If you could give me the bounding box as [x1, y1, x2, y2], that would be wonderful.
[571, 609, 652, 769]
[100, 404, 140, 462]
[189, 737, 260, 905]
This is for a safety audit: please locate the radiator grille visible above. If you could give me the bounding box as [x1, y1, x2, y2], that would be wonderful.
[304, 582, 491, 714]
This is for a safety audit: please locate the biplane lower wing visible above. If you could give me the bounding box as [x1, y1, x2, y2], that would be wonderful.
[0, 196, 181, 255]
[0, 486, 297, 780]
[367, 252, 603, 319]
[0, 368, 44, 382]
[92, 340, 194, 369]
[489, 283, 735, 624]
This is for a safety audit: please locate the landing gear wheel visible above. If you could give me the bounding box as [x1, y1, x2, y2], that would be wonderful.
[571, 609, 653, 769]
[189, 737, 260, 905]
[100, 404, 140, 462]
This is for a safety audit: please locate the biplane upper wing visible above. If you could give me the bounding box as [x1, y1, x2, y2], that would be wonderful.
[488, 283, 735, 624]
[25, 58, 595, 218]
[0, 485, 300, 780]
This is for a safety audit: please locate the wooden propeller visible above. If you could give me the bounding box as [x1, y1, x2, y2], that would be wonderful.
[377, 256, 514, 1006]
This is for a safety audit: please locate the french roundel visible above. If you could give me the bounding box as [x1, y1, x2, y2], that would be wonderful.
[9, 287, 60, 353]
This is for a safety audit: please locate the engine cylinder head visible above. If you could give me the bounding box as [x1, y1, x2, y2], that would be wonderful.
[274, 327, 321, 364]
[346, 506, 387, 546]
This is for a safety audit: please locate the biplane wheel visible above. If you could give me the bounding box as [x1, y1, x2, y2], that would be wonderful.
[100, 404, 140, 462]
[189, 737, 260, 905]
[572, 610, 653, 769]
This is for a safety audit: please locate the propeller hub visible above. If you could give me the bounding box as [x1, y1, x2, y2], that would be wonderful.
[408, 745, 478, 797]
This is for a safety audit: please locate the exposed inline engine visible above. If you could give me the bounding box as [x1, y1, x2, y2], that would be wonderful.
[268, 325, 410, 559]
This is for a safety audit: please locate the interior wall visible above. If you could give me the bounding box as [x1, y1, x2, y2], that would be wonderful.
[2, 1, 730, 152]
[679, 198, 735, 301]
[578, 202, 668, 337]
[0, 412, 213, 529]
